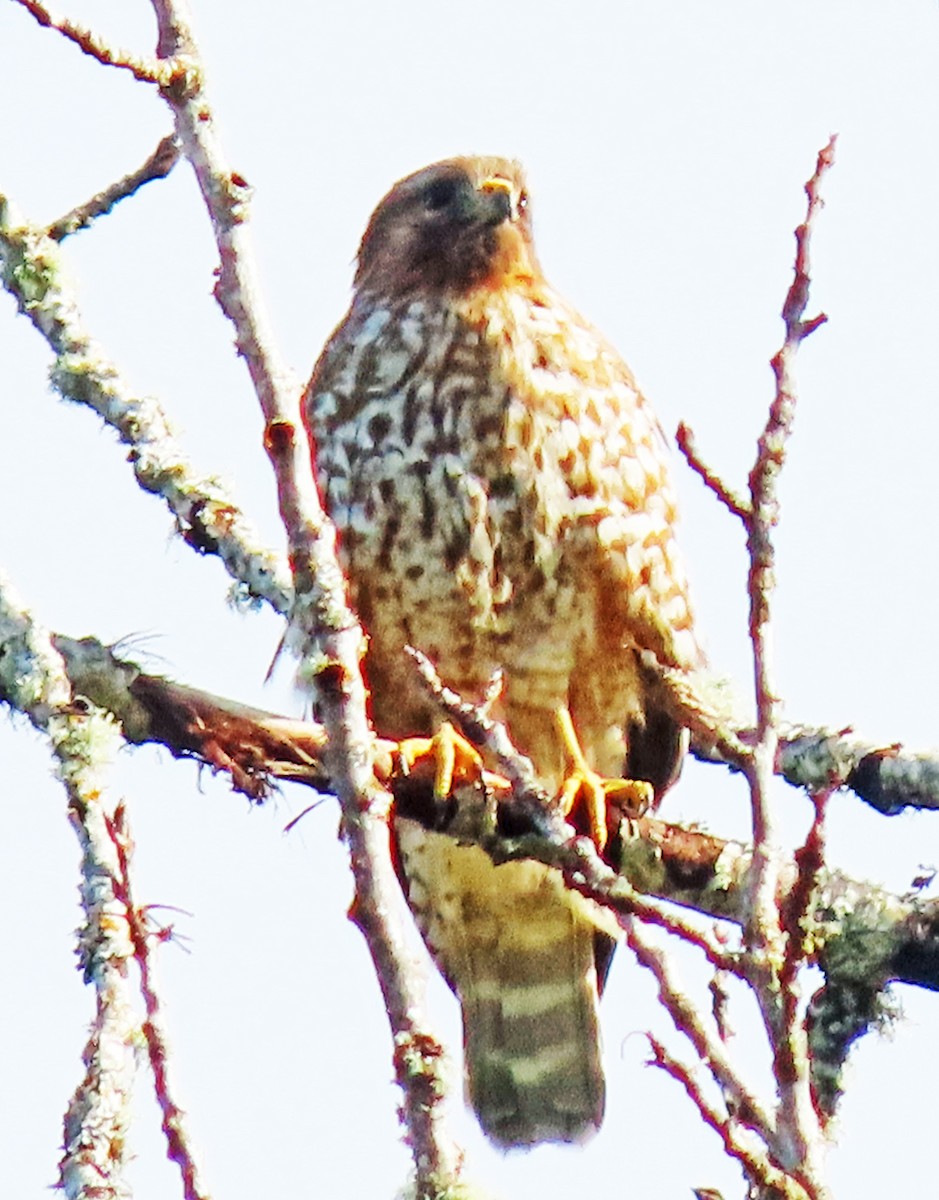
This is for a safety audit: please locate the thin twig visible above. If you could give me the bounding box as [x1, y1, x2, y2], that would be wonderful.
[47, 135, 181, 241]
[774, 788, 832, 1139]
[780, 790, 832, 997]
[407, 646, 548, 803]
[670, 139, 838, 1194]
[710, 969, 734, 1043]
[627, 921, 777, 1147]
[747, 132, 836, 805]
[14, 0, 170, 84]
[150, 0, 298, 432]
[744, 135, 837, 934]
[742, 135, 837, 1190]
[648, 1037, 812, 1200]
[107, 804, 211, 1200]
[676, 420, 751, 521]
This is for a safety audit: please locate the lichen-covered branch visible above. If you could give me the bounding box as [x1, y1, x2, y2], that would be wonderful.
[0, 575, 192, 1198]
[693, 720, 939, 817]
[0, 196, 292, 614]
[31, 632, 937, 965]
[19, 628, 931, 1144]
[637, 656, 939, 818]
[7, 605, 935, 1173]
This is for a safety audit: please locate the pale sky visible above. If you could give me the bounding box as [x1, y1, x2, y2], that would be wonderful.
[2, 2, 939, 1198]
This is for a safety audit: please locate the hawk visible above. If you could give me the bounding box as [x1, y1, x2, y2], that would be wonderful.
[303, 157, 702, 1148]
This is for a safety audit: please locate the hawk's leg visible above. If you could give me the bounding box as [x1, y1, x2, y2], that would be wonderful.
[555, 708, 653, 851]
[397, 721, 484, 798]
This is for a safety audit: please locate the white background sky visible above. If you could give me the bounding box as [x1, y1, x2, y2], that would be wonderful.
[2, 2, 939, 1197]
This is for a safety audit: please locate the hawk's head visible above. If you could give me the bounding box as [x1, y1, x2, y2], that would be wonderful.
[354, 156, 541, 299]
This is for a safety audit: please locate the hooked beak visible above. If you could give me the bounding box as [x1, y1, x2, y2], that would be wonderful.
[477, 176, 516, 224]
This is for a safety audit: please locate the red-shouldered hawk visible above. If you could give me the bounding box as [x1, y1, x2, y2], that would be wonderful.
[303, 157, 702, 1149]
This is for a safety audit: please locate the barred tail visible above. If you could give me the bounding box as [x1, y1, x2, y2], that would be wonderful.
[394, 821, 608, 1148]
[460, 902, 605, 1147]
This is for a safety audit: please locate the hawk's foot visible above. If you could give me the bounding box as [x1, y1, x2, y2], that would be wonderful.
[397, 721, 484, 798]
[555, 708, 654, 851]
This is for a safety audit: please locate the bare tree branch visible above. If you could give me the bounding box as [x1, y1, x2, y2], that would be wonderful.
[0, 197, 293, 614]
[0, 576, 186, 1199]
[107, 803, 210, 1200]
[13, 0, 170, 83]
[20, 631, 935, 1009]
[649, 1037, 807, 1200]
[628, 927, 778, 1154]
[655, 137, 840, 1195]
[46, 134, 182, 241]
[145, 4, 466, 1191]
[676, 420, 751, 521]
[739, 134, 837, 1195]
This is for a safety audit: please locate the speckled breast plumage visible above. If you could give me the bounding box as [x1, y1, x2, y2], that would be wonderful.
[305, 284, 699, 785]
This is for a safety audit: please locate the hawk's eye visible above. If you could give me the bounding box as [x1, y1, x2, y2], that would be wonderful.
[517, 190, 529, 215]
[424, 178, 459, 211]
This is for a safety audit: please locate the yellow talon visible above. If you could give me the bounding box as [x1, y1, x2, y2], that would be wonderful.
[398, 722, 484, 798]
[555, 708, 654, 851]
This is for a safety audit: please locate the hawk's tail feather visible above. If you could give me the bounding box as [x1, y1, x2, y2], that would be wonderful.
[461, 948, 606, 1148]
[394, 820, 609, 1149]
